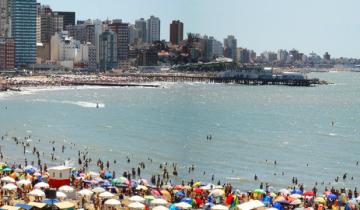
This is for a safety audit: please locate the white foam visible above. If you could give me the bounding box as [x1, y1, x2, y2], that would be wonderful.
[32, 99, 105, 108]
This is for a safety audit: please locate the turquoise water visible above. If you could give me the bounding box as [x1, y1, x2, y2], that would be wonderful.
[0, 72, 359, 191]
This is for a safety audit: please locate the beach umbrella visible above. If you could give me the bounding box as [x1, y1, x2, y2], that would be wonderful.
[289, 194, 302, 199]
[213, 185, 224, 189]
[151, 189, 161, 197]
[29, 189, 45, 197]
[2, 183, 17, 191]
[237, 200, 265, 210]
[161, 190, 171, 201]
[145, 195, 155, 201]
[34, 182, 49, 189]
[56, 191, 67, 199]
[274, 196, 286, 203]
[279, 189, 290, 195]
[25, 165, 37, 174]
[328, 194, 337, 200]
[193, 181, 203, 187]
[3, 167, 12, 172]
[193, 188, 203, 193]
[291, 189, 303, 195]
[1, 176, 15, 183]
[129, 195, 146, 203]
[105, 198, 121, 206]
[315, 197, 325, 204]
[253, 189, 266, 194]
[139, 178, 149, 186]
[181, 197, 193, 204]
[136, 185, 148, 191]
[59, 185, 74, 193]
[153, 205, 169, 210]
[99, 191, 114, 198]
[303, 191, 315, 197]
[200, 185, 212, 191]
[161, 184, 172, 190]
[211, 204, 229, 210]
[175, 191, 185, 197]
[16, 179, 31, 186]
[104, 172, 113, 179]
[102, 180, 112, 187]
[92, 187, 106, 193]
[323, 191, 331, 196]
[175, 202, 192, 209]
[210, 189, 225, 197]
[128, 202, 146, 209]
[290, 199, 302, 205]
[151, 198, 168, 206]
[14, 168, 24, 173]
[175, 185, 184, 190]
[78, 189, 94, 197]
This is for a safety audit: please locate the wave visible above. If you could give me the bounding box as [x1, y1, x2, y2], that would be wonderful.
[32, 99, 105, 108]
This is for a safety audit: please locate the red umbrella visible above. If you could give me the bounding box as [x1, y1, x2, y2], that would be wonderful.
[175, 185, 184, 190]
[303, 191, 315, 197]
[151, 189, 161, 197]
[193, 188, 203, 194]
[323, 191, 331, 196]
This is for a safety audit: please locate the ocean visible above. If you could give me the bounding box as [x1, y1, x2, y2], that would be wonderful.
[0, 72, 359, 191]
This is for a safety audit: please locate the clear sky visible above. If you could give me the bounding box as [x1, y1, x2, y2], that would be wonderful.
[38, 0, 360, 58]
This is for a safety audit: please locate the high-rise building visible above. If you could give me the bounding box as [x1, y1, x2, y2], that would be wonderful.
[53, 11, 75, 30]
[323, 52, 331, 61]
[224, 35, 237, 61]
[0, 37, 15, 70]
[137, 48, 158, 66]
[277, 49, 288, 63]
[236, 48, 251, 64]
[147, 16, 160, 43]
[128, 24, 137, 46]
[0, 0, 11, 37]
[108, 20, 129, 62]
[99, 29, 117, 71]
[66, 23, 95, 45]
[135, 18, 147, 43]
[170, 20, 183, 45]
[11, 0, 37, 67]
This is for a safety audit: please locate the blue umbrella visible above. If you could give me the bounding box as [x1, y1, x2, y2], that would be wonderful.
[3, 168, 11, 172]
[15, 204, 33, 210]
[102, 180, 112, 187]
[291, 189, 303, 195]
[42, 199, 59, 205]
[105, 172, 113, 179]
[169, 204, 180, 210]
[328, 194, 337, 200]
[175, 191, 185, 197]
[181, 197, 193, 204]
[273, 203, 283, 210]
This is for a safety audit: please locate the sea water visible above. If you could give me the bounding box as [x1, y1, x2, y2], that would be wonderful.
[0, 72, 359, 191]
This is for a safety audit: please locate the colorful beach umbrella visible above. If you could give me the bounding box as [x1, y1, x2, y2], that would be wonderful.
[129, 195, 146, 203]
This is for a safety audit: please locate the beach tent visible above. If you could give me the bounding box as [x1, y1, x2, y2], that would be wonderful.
[54, 201, 75, 210]
[14, 204, 33, 210]
[237, 200, 265, 210]
[0, 205, 21, 210]
[27, 202, 46, 209]
[48, 166, 72, 188]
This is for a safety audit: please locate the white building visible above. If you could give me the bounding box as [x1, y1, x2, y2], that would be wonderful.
[147, 16, 160, 43]
[51, 31, 80, 69]
[0, 0, 10, 37]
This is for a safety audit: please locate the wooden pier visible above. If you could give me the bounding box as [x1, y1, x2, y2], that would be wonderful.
[119, 73, 321, 87]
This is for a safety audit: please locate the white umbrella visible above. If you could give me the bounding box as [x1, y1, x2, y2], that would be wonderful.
[128, 202, 145, 209]
[290, 194, 302, 199]
[99, 191, 114, 198]
[279, 189, 290, 195]
[29, 189, 45, 197]
[151, 198, 168, 205]
[213, 185, 224, 189]
[290, 199, 302, 205]
[175, 202, 192, 209]
[211, 204, 229, 210]
[59, 185, 74, 193]
[1, 176, 15, 183]
[2, 183, 18, 191]
[56, 191, 67, 199]
[153, 206, 169, 210]
[129, 195, 146, 203]
[34, 182, 49, 189]
[237, 200, 265, 210]
[92, 187, 106, 193]
[17, 179, 32, 186]
[136, 185, 148, 191]
[105, 199, 121, 206]
[210, 189, 225, 197]
[78, 189, 94, 197]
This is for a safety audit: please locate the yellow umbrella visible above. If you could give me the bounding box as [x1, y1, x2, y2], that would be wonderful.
[193, 181, 202, 187]
[315, 197, 325, 204]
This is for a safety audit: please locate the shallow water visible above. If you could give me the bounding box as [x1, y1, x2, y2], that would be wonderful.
[0, 72, 359, 191]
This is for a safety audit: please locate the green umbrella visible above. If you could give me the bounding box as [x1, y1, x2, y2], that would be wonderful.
[253, 189, 265, 194]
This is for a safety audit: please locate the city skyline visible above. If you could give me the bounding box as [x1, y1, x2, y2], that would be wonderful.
[37, 0, 360, 58]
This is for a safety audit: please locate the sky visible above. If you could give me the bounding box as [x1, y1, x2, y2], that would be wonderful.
[38, 0, 360, 58]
